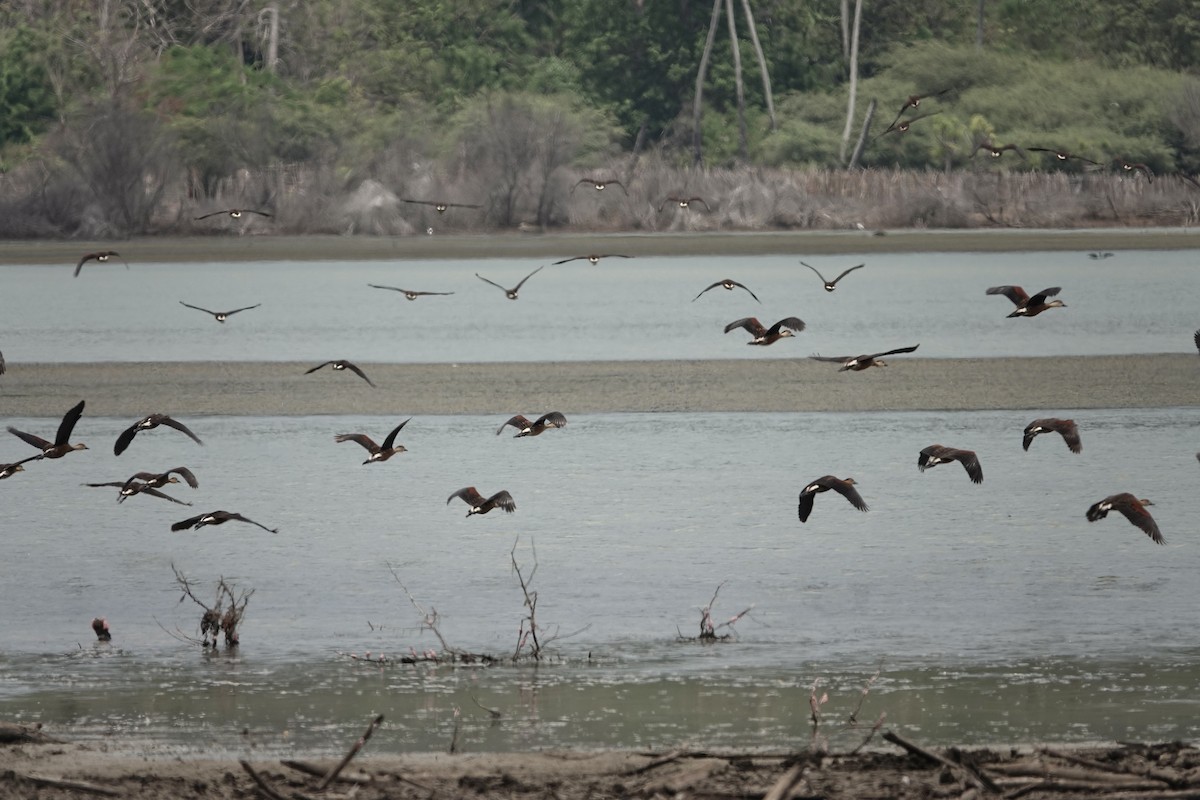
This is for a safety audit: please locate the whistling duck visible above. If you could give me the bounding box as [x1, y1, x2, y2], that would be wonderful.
[171, 510, 279, 533]
[336, 418, 411, 464]
[496, 411, 567, 437]
[797, 476, 869, 523]
[801, 261, 864, 292]
[194, 208, 272, 221]
[120, 467, 199, 492]
[1027, 147, 1099, 165]
[809, 344, 920, 371]
[0, 454, 40, 480]
[693, 279, 761, 303]
[74, 251, 128, 277]
[571, 178, 627, 195]
[918, 445, 983, 484]
[401, 198, 482, 213]
[8, 400, 88, 459]
[1086, 494, 1162, 545]
[658, 195, 710, 212]
[476, 265, 544, 299]
[305, 360, 375, 386]
[886, 88, 951, 131]
[92, 617, 111, 642]
[1116, 160, 1153, 181]
[878, 111, 940, 137]
[986, 285, 1067, 317]
[552, 254, 633, 266]
[447, 487, 516, 516]
[972, 140, 1026, 159]
[114, 414, 203, 456]
[1023, 418, 1081, 454]
[368, 284, 454, 300]
[179, 301, 261, 322]
[724, 317, 805, 345]
[1088, 252, 1114, 259]
[84, 479, 193, 505]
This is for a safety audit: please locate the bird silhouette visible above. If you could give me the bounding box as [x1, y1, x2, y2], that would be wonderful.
[918, 445, 983, 484]
[75, 251, 128, 277]
[723, 317, 805, 345]
[8, 400, 88, 459]
[797, 476, 868, 523]
[368, 284, 454, 300]
[1022, 418, 1081, 454]
[693, 279, 760, 303]
[305, 360, 375, 386]
[335, 418, 411, 464]
[114, 414, 203, 456]
[401, 198, 483, 213]
[800, 261, 864, 292]
[1086, 494, 1162, 544]
[551, 254, 633, 266]
[571, 178, 627, 195]
[171, 510, 278, 534]
[179, 301, 261, 322]
[194, 208, 272, 221]
[496, 412, 567, 437]
[447, 487, 516, 516]
[476, 265, 544, 299]
[986, 285, 1067, 318]
[809, 344, 920, 371]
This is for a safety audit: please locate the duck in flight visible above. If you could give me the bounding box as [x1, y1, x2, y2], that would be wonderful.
[885, 88, 952, 131]
[171, 510, 279, 533]
[797, 476, 868, 523]
[447, 486, 516, 516]
[918, 445, 983, 484]
[401, 198, 482, 213]
[179, 301, 261, 322]
[1088, 251, 1114, 259]
[809, 344, 919, 371]
[1086, 494, 1163, 545]
[1116, 160, 1153, 181]
[75, 251, 128, 277]
[114, 414, 203, 456]
[1027, 147, 1099, 165]
[571, 178, 627, 195]
[368, 284, 454, 300]
[1022, 418, 1081, 454]
[496, 411, 567, 437]
[86, 467, 198, 502]
[724, 317, 805, 346]
[552, 254, 633, 266]
[972, 140, 1027, 159]
[194, 208, 272, 221]
[986, 285, 1067, 317]
[658, 195, 710, 212]
[877, 111, 940, 137]
[336, 418, 411, 464]
[800, 261, 864, 292]
[305, 360, 375, 386]
[476, 265, 544, 299]
[692, 279, 760, 303]
[84, 479, 193, 505]
[0, 454, 41, 480]
[7, 399, 88, 459]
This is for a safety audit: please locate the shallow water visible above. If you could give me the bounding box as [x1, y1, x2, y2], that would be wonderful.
[2, 407, 1199, 754]
[1, 249, 1198, 364]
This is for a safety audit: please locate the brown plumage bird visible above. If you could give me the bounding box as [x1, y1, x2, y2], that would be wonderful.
[335, 418, 411, 464]
[447, 487, 516, 516]
[92, 617, 112, 642]
[305, 360, 375, 386]
[801, 261, 865, 292]
[797, 476, 868, 523]
[658, 195, 710, 212]
[1086, 494, 1163, 545]
[552, 254, 633, 266]
[179, 301, 261, 322]
[0, 454, 41, 480]
[693, 279, 760, 303]
[886, 88, 951, 131]
[121, 467, 199, 492]
[194, 208, 272, 221]
[571, 178, 627, 195]
[114, 414, 203, 456]
[809, 344, 919, 371]
[724, 316, 805, 345]
[476, 265, 544, 299]
[496, 411, 567, 437]
[84, 479, 193, 505]
[972, 140, 1027, 159]
[986, 285, 1067, 317]
[368, 284, 454, 300]
[877, 111, 940, 137]
[1023, 418, 1081, 454]
[1027, 147, 1099, 165]
[75, 251, 128, 277]
[400, 198, 482, 213]
[8, 399, 88, 459]
[918, 445, 983, 484]
[171, 510, 278, 534]
[1116, 160, 1153, 181]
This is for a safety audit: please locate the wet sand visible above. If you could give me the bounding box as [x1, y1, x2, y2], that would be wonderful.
[0, 355, 1196, 418]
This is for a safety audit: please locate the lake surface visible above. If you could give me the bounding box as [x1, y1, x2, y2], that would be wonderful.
[2, 406, 1199, 755]
[1, 249, 1198, 364]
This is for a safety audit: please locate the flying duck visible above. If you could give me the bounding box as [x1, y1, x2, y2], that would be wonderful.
[551, 254, 633, 266]
[305, 360, 375, 386]
[971, 140, 1027, 159]
[496, 411, 567, 437]
[658, 195, 710, 212]
[918, 445, 983, 484]
[114, 414, 203, 456]
[194, 208, 272, 221]
[8, 399, 88, 459]
[74, 251, 128, 277]
[0, 454, 41, 480]
[447, 486, 516, 516]
[800, 261, 864, 292]
[476, 265, 544, 299]
[885, 88, 951, 131]
[797, 476, 868, 523]
[1116, 160, 1153, 181]
[179, 301, 261, 322]
[986, 285, 1067, 317]
[336, 418, 411, 464]
[171, 510, 279, 533]
[84, 479, 193, 505]
[693, 279, 760, 303]
[724, 316, 805, 345]
[1023, 418, 1081, 454]
[92, 617, 111, 642]
[1088, 252, 1114, 259]
[368, 284, 454, 300]
[809, 344, 920, 371]
[119, 467, 199, 492]
[877, 111, 940, 137]
[400, 198, 482, 213]
[1086, 494, 1162, 544]
[1027, 147, 1099, 165]
[571, 178, 627, 195]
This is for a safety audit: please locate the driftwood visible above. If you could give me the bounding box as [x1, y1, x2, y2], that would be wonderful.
[883, 730, 1001, 793]
[239, 760, 288, 800]
[318, 714, 384, 790]
[280, 759, 373, 784]
[3, 770, 120, 797]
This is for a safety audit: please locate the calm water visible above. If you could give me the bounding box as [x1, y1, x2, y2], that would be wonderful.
[2, 407, 1199, 754]
[1, 249, 1198, 363]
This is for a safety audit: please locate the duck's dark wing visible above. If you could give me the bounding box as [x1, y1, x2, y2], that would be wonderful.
[476, 273, 509, 291]
[335, 433, 379, 452]
[138, 487, 193, 506]
[1026, 287, 1062, 306]
[570, 179, 592, 193]
[340, 361, 375, 386]
[171, 513, 206, 531]
[0, 350, 5, 375]
[825, 477, 869, 512]
[949, 448, 983, 483]
[918, 445, 945, 472]
[84, 481, 127, 488]
[767, 317, 806, 335]
[797, 489, 818, 523]
[864, 344, 920, 360]
[448, 486, 485, 506]
[179, 301, 218, 316]
[55, 400, 86, 447]
[986, 285, 1031, 306]
[380, 418, 412, 450]
[240, 209, 272, 217]
[551, 256, 586, 265]
[157, 416, 204, 446]
[224, 304, 261, 316]
[724, 317, 767, 337]
[113, 422, 142, 456]
[684, 196, 710, 210]
[227, 512, 279, 533]
[732, 281, 761, 303]
[535, 411, 567, 429]
[192, 210, 227, 220]
[829, 264, 866, 286]
[1194, 329, 1200, 354]
[808, 354, 853, 364]
[74, 253, 97, 277]
[484, 490, 517, 513]
[164, 467, 199, 488]
[512, 264, 545, 292]
[692, 281, 726, 300]
[7, 427, 52, 451]
[496, 415, 531, 435]
[305, 361, 335, 374]
[1027, 418, 1082, 453]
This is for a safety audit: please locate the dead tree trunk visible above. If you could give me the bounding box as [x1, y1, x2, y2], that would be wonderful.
[847, 98, 876, 169]
[740, 0, 776, 131]
[840, 0, 851, 61]
[692, 0, 724, 166]
[838, 0, 864, 162]
[724, 0, 747, 161]
[976, 0, 985, 48]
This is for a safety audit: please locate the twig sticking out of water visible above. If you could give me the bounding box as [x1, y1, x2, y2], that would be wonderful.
[169, 562, 253, 648]
[318, 714, 384, 790]
[676, 581, 755, 642]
